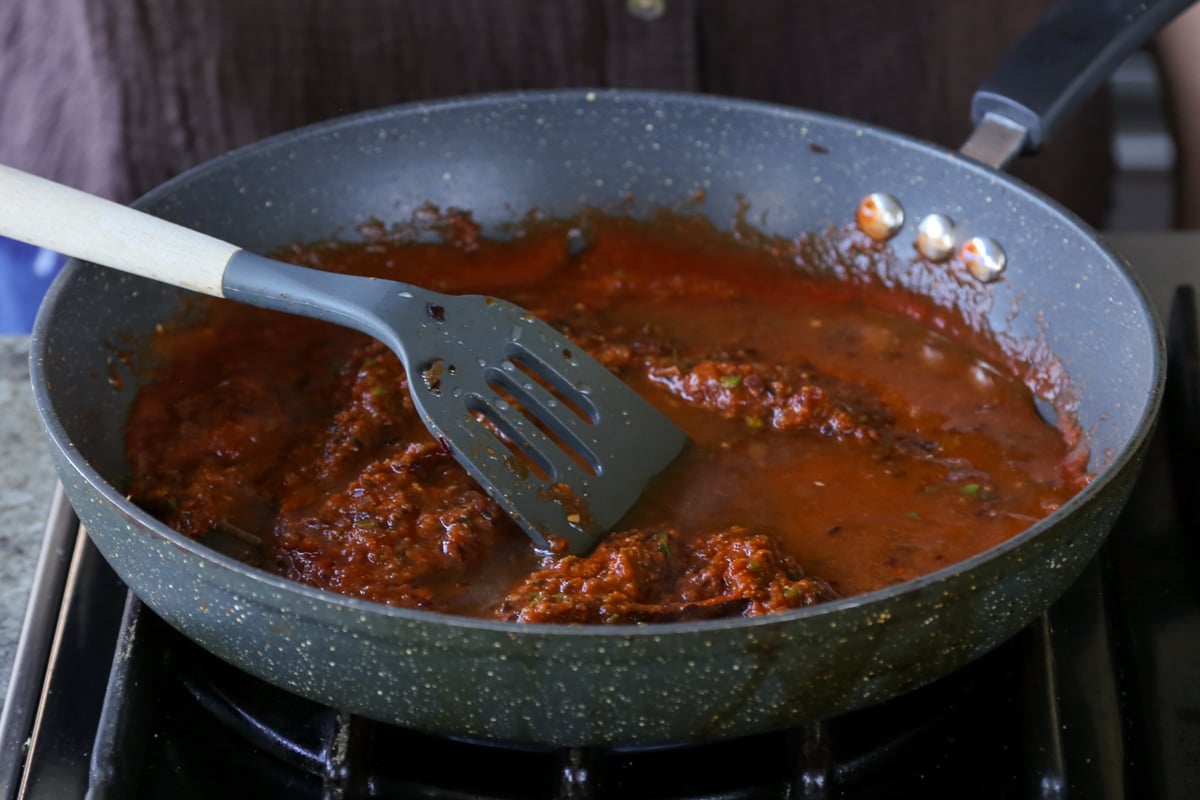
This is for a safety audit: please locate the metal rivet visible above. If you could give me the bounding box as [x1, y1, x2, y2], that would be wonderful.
[856, 193, 905, 241]
[960, 237, 1007, 282]
[916, 214, 956, 261]
[626, 0, 666, 20]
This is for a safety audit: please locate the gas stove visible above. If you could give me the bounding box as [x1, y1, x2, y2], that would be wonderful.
[2, 233, 1198, 799]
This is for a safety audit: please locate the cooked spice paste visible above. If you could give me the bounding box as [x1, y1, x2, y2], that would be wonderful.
[125, 212, 1090, 623]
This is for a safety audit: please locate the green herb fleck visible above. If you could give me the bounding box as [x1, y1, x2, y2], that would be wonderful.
[370, 385, 386, 397]
[748, 559, 761, 571]
[655, 530, 671, 557]
[907, 511, 921, 520]
[166, 497, 179, 510]
[745, 416, 765, 429]
[719, 374, 743, 388]
[961, 483, 982, 496]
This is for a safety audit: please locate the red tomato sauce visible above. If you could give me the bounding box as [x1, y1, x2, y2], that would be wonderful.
[124, 213, 1089, 623]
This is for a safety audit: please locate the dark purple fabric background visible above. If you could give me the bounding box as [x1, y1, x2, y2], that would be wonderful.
[0, 0, 1112, 224]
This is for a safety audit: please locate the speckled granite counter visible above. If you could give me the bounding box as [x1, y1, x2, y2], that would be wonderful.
[0, 337, 57, 701]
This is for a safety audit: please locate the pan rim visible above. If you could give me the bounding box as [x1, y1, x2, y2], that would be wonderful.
[30, 88, 1166, 638]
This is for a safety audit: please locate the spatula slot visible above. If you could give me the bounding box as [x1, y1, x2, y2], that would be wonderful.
[482, 367, 601, 476]
[505, 344, 599, 424]
[465, 393, 557, 481]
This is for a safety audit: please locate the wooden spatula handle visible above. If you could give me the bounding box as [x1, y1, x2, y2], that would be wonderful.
[0, 164, 239, 297]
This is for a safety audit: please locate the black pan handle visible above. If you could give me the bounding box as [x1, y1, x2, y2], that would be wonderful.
[968, 0, 1194, 164]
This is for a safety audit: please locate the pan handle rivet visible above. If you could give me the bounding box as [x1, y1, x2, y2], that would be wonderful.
[856, 193, 905, 241]
[960, 237, 1006, 282]
[916, 214, 956, 261]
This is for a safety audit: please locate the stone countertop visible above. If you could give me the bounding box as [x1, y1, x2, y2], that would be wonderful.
[0, 337, 57, 702]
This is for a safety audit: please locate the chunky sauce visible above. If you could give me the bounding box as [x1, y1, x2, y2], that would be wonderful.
[125, 213, 1089, 623]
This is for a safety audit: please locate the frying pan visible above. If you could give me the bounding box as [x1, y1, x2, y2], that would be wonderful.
[27, 0, 1175, 745]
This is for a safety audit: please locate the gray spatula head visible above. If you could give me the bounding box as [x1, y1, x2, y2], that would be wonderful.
[225, 251, 690, 554]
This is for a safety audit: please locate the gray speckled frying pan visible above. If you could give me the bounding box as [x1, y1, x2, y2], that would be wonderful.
[26, 0, 1177, 745]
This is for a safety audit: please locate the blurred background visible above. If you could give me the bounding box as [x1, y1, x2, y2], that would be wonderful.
[1109, 51, 1175, 230]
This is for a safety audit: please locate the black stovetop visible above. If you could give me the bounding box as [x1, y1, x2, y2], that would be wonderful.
[2, 235, 1199, 799]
